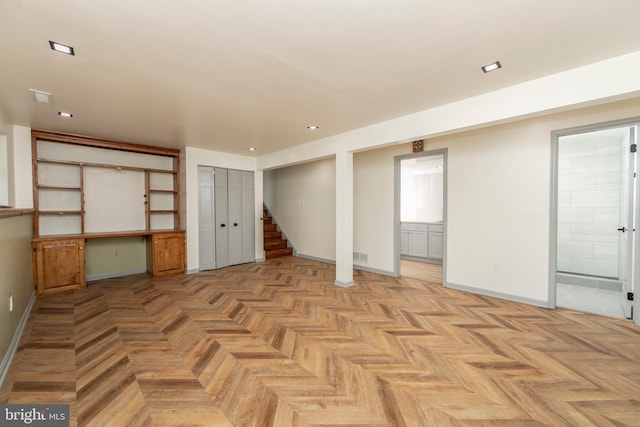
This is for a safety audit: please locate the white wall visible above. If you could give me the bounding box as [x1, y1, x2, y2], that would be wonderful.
[0, 109, 32, 209]
[0, 134, 7, 207]
[183, 146, 261, 273]
[353, 145, 402, 273]
[10, 126, 32, 209]
[0, 107, 11, 208]
[441, 122, 550, 302]
[264, 158, 336, 261]
[349, 98, 640, 305]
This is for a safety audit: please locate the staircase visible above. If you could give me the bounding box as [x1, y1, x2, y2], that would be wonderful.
[263, 209, 293, 259]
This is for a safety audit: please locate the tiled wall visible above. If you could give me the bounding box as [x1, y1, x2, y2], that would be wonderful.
[557, 134, 624, 278]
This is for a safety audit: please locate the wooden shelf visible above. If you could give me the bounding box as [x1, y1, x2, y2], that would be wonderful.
[38, 185, 81, 190]
[37, 157, 175, 174]
[33, 228, 183, 240]
[33, 131, 181, 237]
[39, 210, 82, 215]
[31, 130, 184, 294]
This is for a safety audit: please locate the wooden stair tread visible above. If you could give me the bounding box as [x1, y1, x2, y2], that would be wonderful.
[264, 223, 277, 232]
[265, 247, 293, 259]
[263, 208, 292, 259]
[264, 240, 289, 250]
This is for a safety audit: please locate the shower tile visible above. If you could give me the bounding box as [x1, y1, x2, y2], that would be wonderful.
[557, 240, 592, 257]
[571, 191, 619, 208]
[593, 207, 618, 224]
[556, 283, 625, 319]
[597, 280, 622, 291]
[595, 152, 621, 173]
[557, 206, 594, 224]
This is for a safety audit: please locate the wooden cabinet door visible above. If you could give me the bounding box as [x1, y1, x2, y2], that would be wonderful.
[151, 232, 185, 275]
[33, 238, 85, 295]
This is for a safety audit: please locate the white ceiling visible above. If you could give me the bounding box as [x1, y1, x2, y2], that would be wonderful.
[2, 0, 640, 156]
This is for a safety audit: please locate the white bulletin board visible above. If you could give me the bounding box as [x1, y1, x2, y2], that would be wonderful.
[83, 166, 146, 233]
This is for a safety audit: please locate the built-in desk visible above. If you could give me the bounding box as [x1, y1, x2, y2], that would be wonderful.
[32, 230, 185, 295]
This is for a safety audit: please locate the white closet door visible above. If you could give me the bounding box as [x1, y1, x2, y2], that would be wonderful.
[227, 169, 243, 265]
[241, 171, 255, 263]
[214, 168, 229, 268]
[198, 166, 215, 270]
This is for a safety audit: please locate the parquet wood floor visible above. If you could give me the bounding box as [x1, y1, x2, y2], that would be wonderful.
[2, 256, 640, 426]
[400, 260, 442, 284]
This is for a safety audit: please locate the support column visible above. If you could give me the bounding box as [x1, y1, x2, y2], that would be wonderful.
[335, 150, 354, 287]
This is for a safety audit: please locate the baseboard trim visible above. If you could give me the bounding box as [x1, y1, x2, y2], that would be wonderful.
[0, 291, 35, 389]
[334, 279, 355, 288]
[294, 253, 396, 279]
[400, 255, 442, 265]
[295, 253, 336, 265]
[444, 281, 550, 308]
[86, 268, 147, 282]
[353, 264, 397, 277]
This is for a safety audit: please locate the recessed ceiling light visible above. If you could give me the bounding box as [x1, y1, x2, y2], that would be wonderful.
[248, 147, 256, 151]
[58, 111, 73, 118]
[29, 89, 51, 104]
[307, 125, 319, 130]
[49, 40, 75, 55]
[482, 61, 501, 73]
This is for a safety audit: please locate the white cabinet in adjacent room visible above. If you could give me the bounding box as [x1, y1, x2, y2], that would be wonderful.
[428, 224, 443, 260]
[400, 222, 443, 263]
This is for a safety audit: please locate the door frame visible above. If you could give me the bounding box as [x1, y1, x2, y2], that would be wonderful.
[394, 148, 448, 281]
[549, 117, 639, 324]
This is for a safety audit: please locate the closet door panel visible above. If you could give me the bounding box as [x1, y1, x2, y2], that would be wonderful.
[214, 168, 229, 268]
[198, 166, 215, 270]
[227, 169, 243, 265]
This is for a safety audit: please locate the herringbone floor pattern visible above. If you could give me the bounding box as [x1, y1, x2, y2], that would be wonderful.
[2, 256, 640, 426]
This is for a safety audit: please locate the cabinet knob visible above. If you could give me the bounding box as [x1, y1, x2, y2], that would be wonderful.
[234, 223, 238, 227]
[221, 224, 226, 227]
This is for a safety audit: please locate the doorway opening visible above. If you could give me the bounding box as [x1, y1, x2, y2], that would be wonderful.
[395, 149, 447, 284]
[552, 120, 638, 320]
